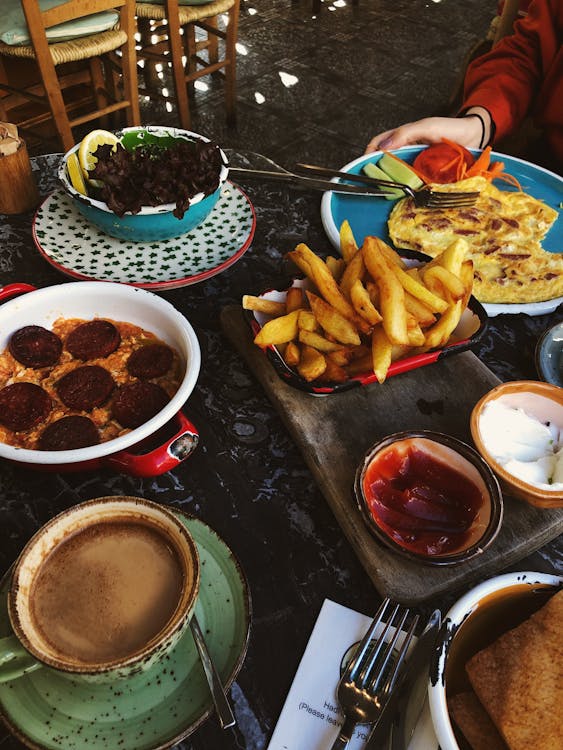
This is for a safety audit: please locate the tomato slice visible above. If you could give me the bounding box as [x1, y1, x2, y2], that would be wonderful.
[413, 142, 475, 183]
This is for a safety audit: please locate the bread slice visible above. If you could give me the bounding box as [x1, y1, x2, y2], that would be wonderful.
[466, 589, 563, 750]
[449, 691, 508, 750]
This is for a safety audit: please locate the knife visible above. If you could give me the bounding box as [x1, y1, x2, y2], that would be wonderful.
[365, 609, 442, 750]
[228, 167, 391, 197]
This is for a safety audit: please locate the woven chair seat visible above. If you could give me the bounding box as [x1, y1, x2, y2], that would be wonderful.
[136, 0, 235, 24]
[0, 28, 127, 66]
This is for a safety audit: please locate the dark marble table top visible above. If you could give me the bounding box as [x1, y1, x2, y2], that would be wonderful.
[0, 154, 561, 750]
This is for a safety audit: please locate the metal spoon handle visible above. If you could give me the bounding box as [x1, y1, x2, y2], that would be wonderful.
[189, 615, 236, 729]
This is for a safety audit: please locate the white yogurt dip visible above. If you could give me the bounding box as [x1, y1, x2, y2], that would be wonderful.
[479, 401, 563, 491]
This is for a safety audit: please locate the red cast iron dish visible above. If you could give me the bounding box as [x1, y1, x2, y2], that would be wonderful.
[0, 282, 201, 476]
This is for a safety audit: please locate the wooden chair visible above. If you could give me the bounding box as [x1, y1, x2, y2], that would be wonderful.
[0, 0, 141, 152]
[135, 0, 240, 130]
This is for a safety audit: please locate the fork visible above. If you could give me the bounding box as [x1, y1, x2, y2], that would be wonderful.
[295, 162, 480, 209]
[331, 598, 419, 750]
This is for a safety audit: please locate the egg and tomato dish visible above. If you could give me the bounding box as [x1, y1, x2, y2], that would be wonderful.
[0, 318, 183, 450]
[388, 175, 561, 304]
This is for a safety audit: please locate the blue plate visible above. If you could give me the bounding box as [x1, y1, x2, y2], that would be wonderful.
[321, 147, 563, 317]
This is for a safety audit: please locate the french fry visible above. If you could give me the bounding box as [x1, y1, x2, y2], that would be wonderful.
[286, 248, 313, 277]
[422, 265, 466, 301]
[431, 238, 468, 276]
[391, 344, 412, 362]
[284, 340, 301, 366]
[346, 351, 373, 376]
[339, 249, 365, 299]
[404, 292, 436, 327]
[246, 227, 474, 387]
[298, 310, 317, 332]
[297, 345, 327, 382]
[306, 291, 361, 345]
[349, 344, 370, 360]
[373, 238, 407, 270]
[242, 295, 286, 316]
[253, 310, 301, 347]
[326, 256, 345, 280]
[460, 259, 474, 308]
[286, 286, 304, 313]
[323, 359, 348, 383]
[298, 329, 346, 353]
[327, 349, 354, 366]
[424, 300, 463, 349]
[350, 279, 383, 326]
[390, 263, 449, 313]
[371, 326, 393, 383]
[366, 280, 380, 306]
[407, 323, 426, 347]
[363, 237, 409, 345]
[339, 219, 358, 263]
[290, 244, 370, 333]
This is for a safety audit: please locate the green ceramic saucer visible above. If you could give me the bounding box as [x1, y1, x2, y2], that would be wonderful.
[0, 512, 251, 750]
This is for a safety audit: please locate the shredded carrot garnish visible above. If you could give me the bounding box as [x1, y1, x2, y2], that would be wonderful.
[493, 171, 523, 190]
[465, 146, 492, 177]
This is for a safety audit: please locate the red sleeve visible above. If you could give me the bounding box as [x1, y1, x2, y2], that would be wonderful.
[461, 0, 559, 142]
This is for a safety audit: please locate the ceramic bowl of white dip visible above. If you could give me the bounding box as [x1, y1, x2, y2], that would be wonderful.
[470, 381, 563, 508]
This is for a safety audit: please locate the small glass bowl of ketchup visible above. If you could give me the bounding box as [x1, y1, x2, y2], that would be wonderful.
[354, 430, 503, 565]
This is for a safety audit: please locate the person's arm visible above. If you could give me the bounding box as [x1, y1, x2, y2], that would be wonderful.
[366, 0, 556, 155]
[461, 0, 555, 143]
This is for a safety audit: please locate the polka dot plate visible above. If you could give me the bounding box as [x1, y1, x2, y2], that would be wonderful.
[32, 184, 256, 289]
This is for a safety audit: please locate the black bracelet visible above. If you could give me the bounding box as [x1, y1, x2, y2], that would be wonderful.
[460, 112, 487, 149]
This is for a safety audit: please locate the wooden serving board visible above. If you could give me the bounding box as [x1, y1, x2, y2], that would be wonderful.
[221, 305, 563, 604]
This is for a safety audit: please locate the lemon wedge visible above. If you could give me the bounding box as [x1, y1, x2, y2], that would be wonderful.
[66, 152, 88, 196]
[78, 129, 119, 176]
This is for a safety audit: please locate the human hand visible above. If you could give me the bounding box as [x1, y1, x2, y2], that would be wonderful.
[365, 111, 490, 154]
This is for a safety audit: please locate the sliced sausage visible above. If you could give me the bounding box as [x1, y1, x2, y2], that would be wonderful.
[126, 343, 174, 380]
[65, 320, 121, 361]
[38, 415, 100, 451]
[56, 365, 115, 411]
[0, 382, 52, 432]
[112, 382, 170, 429]
[9, 326, 62, 369]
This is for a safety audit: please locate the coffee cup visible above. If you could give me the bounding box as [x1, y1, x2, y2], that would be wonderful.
[0, 496, 200, 684]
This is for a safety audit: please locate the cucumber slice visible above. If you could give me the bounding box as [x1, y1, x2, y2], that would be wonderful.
[377, 152, 424, 189]
[363, 162, 404, 200]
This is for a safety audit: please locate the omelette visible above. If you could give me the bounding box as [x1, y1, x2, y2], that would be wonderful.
[388, 176, 562, 304]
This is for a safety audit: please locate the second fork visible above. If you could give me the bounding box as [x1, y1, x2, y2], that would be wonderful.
[331, 599, 419, 750]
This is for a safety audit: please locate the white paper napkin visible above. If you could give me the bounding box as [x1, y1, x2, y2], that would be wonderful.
[267, 599, 438, 750]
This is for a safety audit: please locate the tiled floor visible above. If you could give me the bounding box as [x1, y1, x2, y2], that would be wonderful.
[135, 0, 497, 169]
[30, 0, 498, 166]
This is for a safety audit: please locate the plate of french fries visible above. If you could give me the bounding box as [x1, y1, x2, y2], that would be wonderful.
[242, 221, 488, 395]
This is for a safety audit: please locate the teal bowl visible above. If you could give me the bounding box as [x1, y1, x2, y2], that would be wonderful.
[58, 126, 228, 242]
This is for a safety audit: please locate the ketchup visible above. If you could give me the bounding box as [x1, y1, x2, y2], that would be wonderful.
[362, 439, 487, 557]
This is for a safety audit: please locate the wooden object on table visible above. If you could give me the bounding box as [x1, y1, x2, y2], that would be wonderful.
[0, 138, 39, 214]
[221, 304, 563, 604]
[136, 0, 240, 130]
[0, 0, 140, 152]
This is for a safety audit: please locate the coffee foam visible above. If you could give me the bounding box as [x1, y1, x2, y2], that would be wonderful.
[30, 519, 185, 665]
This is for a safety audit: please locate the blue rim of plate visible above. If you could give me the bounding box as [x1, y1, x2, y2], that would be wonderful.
[0, 511, 251, 750]
[320, 147, 563, 317]
[244, 249, 489, 396]
[32, 182, 256, 290]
